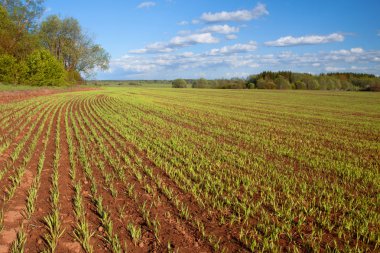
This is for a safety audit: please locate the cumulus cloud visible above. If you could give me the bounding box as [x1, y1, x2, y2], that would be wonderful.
[137, 1, 156, 8]
[129, 33, 219, 54]
[325, 66, 345, 72]
[200, 24, 239, 34]
[350, 47, 364, 53]
[209, 41, 257, 55]
[265, 33, 344, 47]
[170, 33, 219, 46]
[200, 3, 268, 22]
[226, 34, 238, 40]
[106, 47, 380, 79]
[129, 42, 174, 54]
[331, 48, 365, 56]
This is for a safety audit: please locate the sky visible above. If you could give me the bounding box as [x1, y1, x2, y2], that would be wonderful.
[44, 0, 380, 80]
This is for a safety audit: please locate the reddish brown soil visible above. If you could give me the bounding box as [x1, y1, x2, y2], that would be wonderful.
[3, 91, 363, 252]
[80, 97, 213, 252]
[0, 87, 97, 104]
[87, 97, 244, 252]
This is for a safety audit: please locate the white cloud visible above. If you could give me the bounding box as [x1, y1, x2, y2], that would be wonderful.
[265, 33, 344, 47]
[107, 47, 380, 79]
[200, 24, 239, 34]
[350, 47, 364, 53]
[350, 66, 370, 71]
[178, 21, 189, 26]
[177, 30, 191, 35]
[129, 42, 174, 54]
[225, 72, 251, 78]
[175, 25, 239, 41]
[137, 1, 156, 9]
[331, 49, 351, 55]
[170, 33, 219, 46]
[325, 66, 345, 72]
[200, 3, 268, 22]
[209, 41, 257, 55]
[331, 48, 365, 56]
[179, 52, 195, 57]
[111, 55, 158, 73]
[129, 33, 219, 54]
[44, 7, 52, 14]
[226, 34, 238, 40]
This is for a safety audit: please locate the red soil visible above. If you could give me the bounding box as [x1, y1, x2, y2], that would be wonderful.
[0, 87, 97, 104]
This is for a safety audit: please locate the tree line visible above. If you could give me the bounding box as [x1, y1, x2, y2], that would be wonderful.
[0, 0, 109, 86]
[172, 72, 380, 91]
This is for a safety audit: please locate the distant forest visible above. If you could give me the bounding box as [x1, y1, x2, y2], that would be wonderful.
[172, 72, 380, 91]
[0, 0, 109, 86]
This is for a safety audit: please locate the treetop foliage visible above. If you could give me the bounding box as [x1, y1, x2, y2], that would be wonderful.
[24, 49, 66, 86]
[172, 79, 187, 88]
[0, 0, 109, 86]
[39, 15, 110, 77]
[0, 0, 45, 32]
[186, 71, 380, 91]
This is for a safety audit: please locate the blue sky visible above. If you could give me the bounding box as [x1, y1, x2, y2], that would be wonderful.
[44, 0, 380, 80]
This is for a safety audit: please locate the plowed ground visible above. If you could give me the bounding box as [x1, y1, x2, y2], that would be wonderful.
[0, 88, 379, 252]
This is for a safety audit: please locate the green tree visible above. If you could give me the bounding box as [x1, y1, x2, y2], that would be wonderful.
[274, 76, 291, 89]
[0, 0, 45, 32]
[39, 15, 110, 80]
[247, 82, 255, 89]
[0, 5, 38, 58]
[172, 79, 187, 88]
[319, 75, 341, 90]
[256, 79, 276, 89]
[193, 78, 208, 88]
[23, 49, 66, 86]
[302, 77, 319, 90]
[295, 80, 306, 90]
[340, 79, 352, 90]
[368, 78, 380, 91]
[0, 54, 17, 83]
[0, 6, 16, 54]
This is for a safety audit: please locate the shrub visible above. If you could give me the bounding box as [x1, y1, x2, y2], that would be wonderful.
[66, 70, 84, 84]
[340, 80, 352, 90]
[303, 77, 319, 90]
[216, 79, 246, 89]
[192, 78, 208, 88]
[275, 76, 291, 89]
[368, 78, 380, 92]
[23, 49, 66, 86]
[295, 80, 306, 90]
[128, 82, 141, 86]
[172, 79, 187, 88]
[256, 79, 276, 89]
[247, 83, 255, 89]
[0, 54, 17, 83]
[319, 76, 341, 90]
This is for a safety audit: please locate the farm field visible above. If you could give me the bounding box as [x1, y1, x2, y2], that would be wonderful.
[0, 87, 379, 252]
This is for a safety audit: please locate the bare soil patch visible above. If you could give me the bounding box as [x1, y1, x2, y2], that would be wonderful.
[0, 87, 97, 104]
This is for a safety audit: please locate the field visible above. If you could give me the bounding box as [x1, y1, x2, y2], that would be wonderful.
[0, 87, 379, 252]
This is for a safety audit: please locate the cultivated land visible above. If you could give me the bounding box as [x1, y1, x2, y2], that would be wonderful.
[0, 87, 379, 252]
